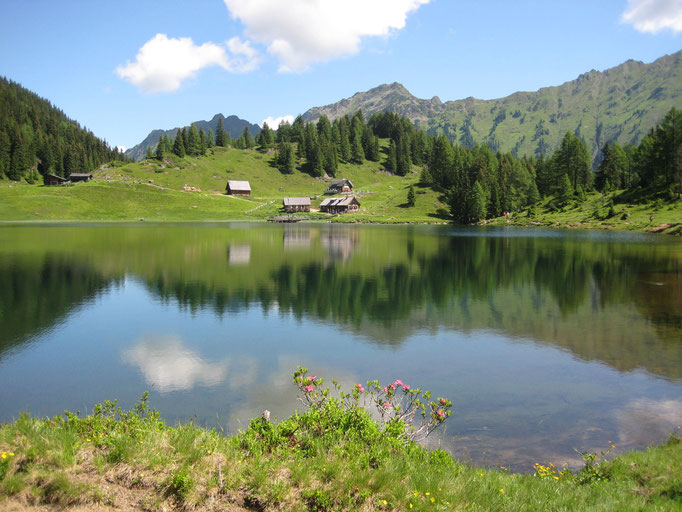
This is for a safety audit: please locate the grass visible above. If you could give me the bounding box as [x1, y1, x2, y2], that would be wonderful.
[0, 146, 448, 223]
[486, 189, 682, 235]
[1, 379, 681, 511]
[0, 146, 678, 233]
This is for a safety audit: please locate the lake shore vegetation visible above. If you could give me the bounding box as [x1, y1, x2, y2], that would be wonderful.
[0, 76, 679, 234]
[0, 371, 680, 511]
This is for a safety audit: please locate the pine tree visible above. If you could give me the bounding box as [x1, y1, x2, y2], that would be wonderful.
[277, 142, 295, 174]
[155, 140, 165, 160]
[207, 129, 214, 148]
[468, 181, 487, 223]
[145, 146, 154, 159]
[242, 127, 255, 149]
[173, 130, 186, 157]
[215, 117, 227, 147]
[407, 185, 416, 207]
[386, 140, 397, 173]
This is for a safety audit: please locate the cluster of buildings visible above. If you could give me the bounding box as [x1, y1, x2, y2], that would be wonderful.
[226, 178, 361, 215]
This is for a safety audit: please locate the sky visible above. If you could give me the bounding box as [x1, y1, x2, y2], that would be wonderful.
[1, 0, 681, 151]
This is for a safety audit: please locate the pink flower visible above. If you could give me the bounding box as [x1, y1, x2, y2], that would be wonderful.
[389, 384, 396, 391]
[383, 402, 391, 408]
[439, 398, 447, 405]
[402, 385, 410, 392]
[304, 385, 314, 392]
[355, 384, 365, 393]
[436, 410, 446, 418]
[307, 376, 316, 382]
[394, 379, 404, 387]
[381, 387, 388, 393]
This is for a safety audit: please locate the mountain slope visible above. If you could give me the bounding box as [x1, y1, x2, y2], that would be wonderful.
[0, 77, 124, 181]
[125, 114, 261, 162]
[302, 51, 682, 159]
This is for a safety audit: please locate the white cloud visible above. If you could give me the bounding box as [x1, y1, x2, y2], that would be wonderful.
[262, 115, 294, 128]
[223, 0, 431, 72]
[116, 34, 261, 93]
[621, 0, 682, 33]
[226, 36, 262, 72]
[122, 335, 228, 392]
[116, 146, 126, 153]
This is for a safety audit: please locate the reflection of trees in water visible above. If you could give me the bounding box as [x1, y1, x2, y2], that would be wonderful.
[2, 232, 680, 379]
[0, 255, 116, 359]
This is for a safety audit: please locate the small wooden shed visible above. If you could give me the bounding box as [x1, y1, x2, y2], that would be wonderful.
[283, 197, 311, 212]
[325, 179, 353, 195]
[44, 173, 70, 186]
[320, 196, 360, 214]
[69, 173, 93, 183]
[226, 180, 251, 195]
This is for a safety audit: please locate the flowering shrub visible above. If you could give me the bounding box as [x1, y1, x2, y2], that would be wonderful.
[293, 367, 452, 443]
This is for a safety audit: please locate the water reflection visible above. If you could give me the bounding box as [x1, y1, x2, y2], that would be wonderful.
[122, 335, 228, 392]
[616, 398, 682, 448]
[0, 224, 680, 469]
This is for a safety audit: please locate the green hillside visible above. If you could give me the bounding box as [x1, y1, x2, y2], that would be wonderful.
[0, 145, 447, 222]
[302, 51, 682, 160]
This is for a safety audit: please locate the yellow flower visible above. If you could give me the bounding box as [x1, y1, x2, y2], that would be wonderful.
[1, 452, 6, 459]
[409, 505, 413, 509]
[553, 476, 559, 481]
[499, 488, 504, 493]
[9, 452, 14, 457]
[430, 497, 435, 503]
[425, 492, 430, 496]
[381, 499, 388, 506]
[413, 491, 419, 497]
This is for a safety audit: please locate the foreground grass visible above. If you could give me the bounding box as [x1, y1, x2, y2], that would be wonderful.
[1, 394, 680, 511]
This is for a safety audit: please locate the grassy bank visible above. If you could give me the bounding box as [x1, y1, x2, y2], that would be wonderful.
[486, 190, 682, 235]
[1, 373, 681, 511]
[0, 146, 679, 233]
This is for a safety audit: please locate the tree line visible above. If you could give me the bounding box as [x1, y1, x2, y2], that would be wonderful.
[0, 77, 126, 182]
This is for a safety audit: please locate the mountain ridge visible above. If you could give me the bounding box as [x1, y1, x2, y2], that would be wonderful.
[302, 50, 682, 158]
[125, 114, 261, 162]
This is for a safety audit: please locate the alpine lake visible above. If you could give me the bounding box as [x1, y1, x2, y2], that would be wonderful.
[1, 222, 680, 472]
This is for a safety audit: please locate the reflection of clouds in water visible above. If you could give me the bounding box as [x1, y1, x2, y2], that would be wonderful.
[617, 398, 682, 447]
[122, 335, 228, 393]
[225, 355, 361, 432]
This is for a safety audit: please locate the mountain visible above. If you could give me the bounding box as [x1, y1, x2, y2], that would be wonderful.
[302, 51, 682, 159]
[125, 114, 261, 162]
[0, 77, 124, 181]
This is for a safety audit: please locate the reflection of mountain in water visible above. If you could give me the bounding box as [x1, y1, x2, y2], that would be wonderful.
[1, 226, 680, 380]
[0, 254, 116, 360]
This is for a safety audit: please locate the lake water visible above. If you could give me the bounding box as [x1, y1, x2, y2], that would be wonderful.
[0, 223, 680, 471]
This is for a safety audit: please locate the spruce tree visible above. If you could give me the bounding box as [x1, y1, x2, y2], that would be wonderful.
[155, 139, 165, 160]
[386, 140, 397, 173]
[468, 181, 487, 223]
[173, 130, 186, 157]
[215, 117, 227, 147]
[407, 185, 416, 207]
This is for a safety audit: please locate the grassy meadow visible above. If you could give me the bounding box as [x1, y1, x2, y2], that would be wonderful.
[0, 146, 448, 223]
[1, 381, 681, 511]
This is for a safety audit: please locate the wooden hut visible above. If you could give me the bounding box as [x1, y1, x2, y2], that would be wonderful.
[319, 196, 360, 214]
[226, 180, 251, 196]
[44, 173, 70, 186]
[283, 197, 311, 212]
[325, 179, 353, 194]
[69, 173, 93, 182]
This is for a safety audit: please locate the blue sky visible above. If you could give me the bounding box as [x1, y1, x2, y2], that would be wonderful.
[1, 0, 680, 150]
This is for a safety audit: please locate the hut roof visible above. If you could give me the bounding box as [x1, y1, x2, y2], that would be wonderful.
[45, 173, 69, 182]
[283, 197, 311, 206]
[227, 180, 251, 192]
[329, 178, 353, 188]
[69, 173, 92, 178]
